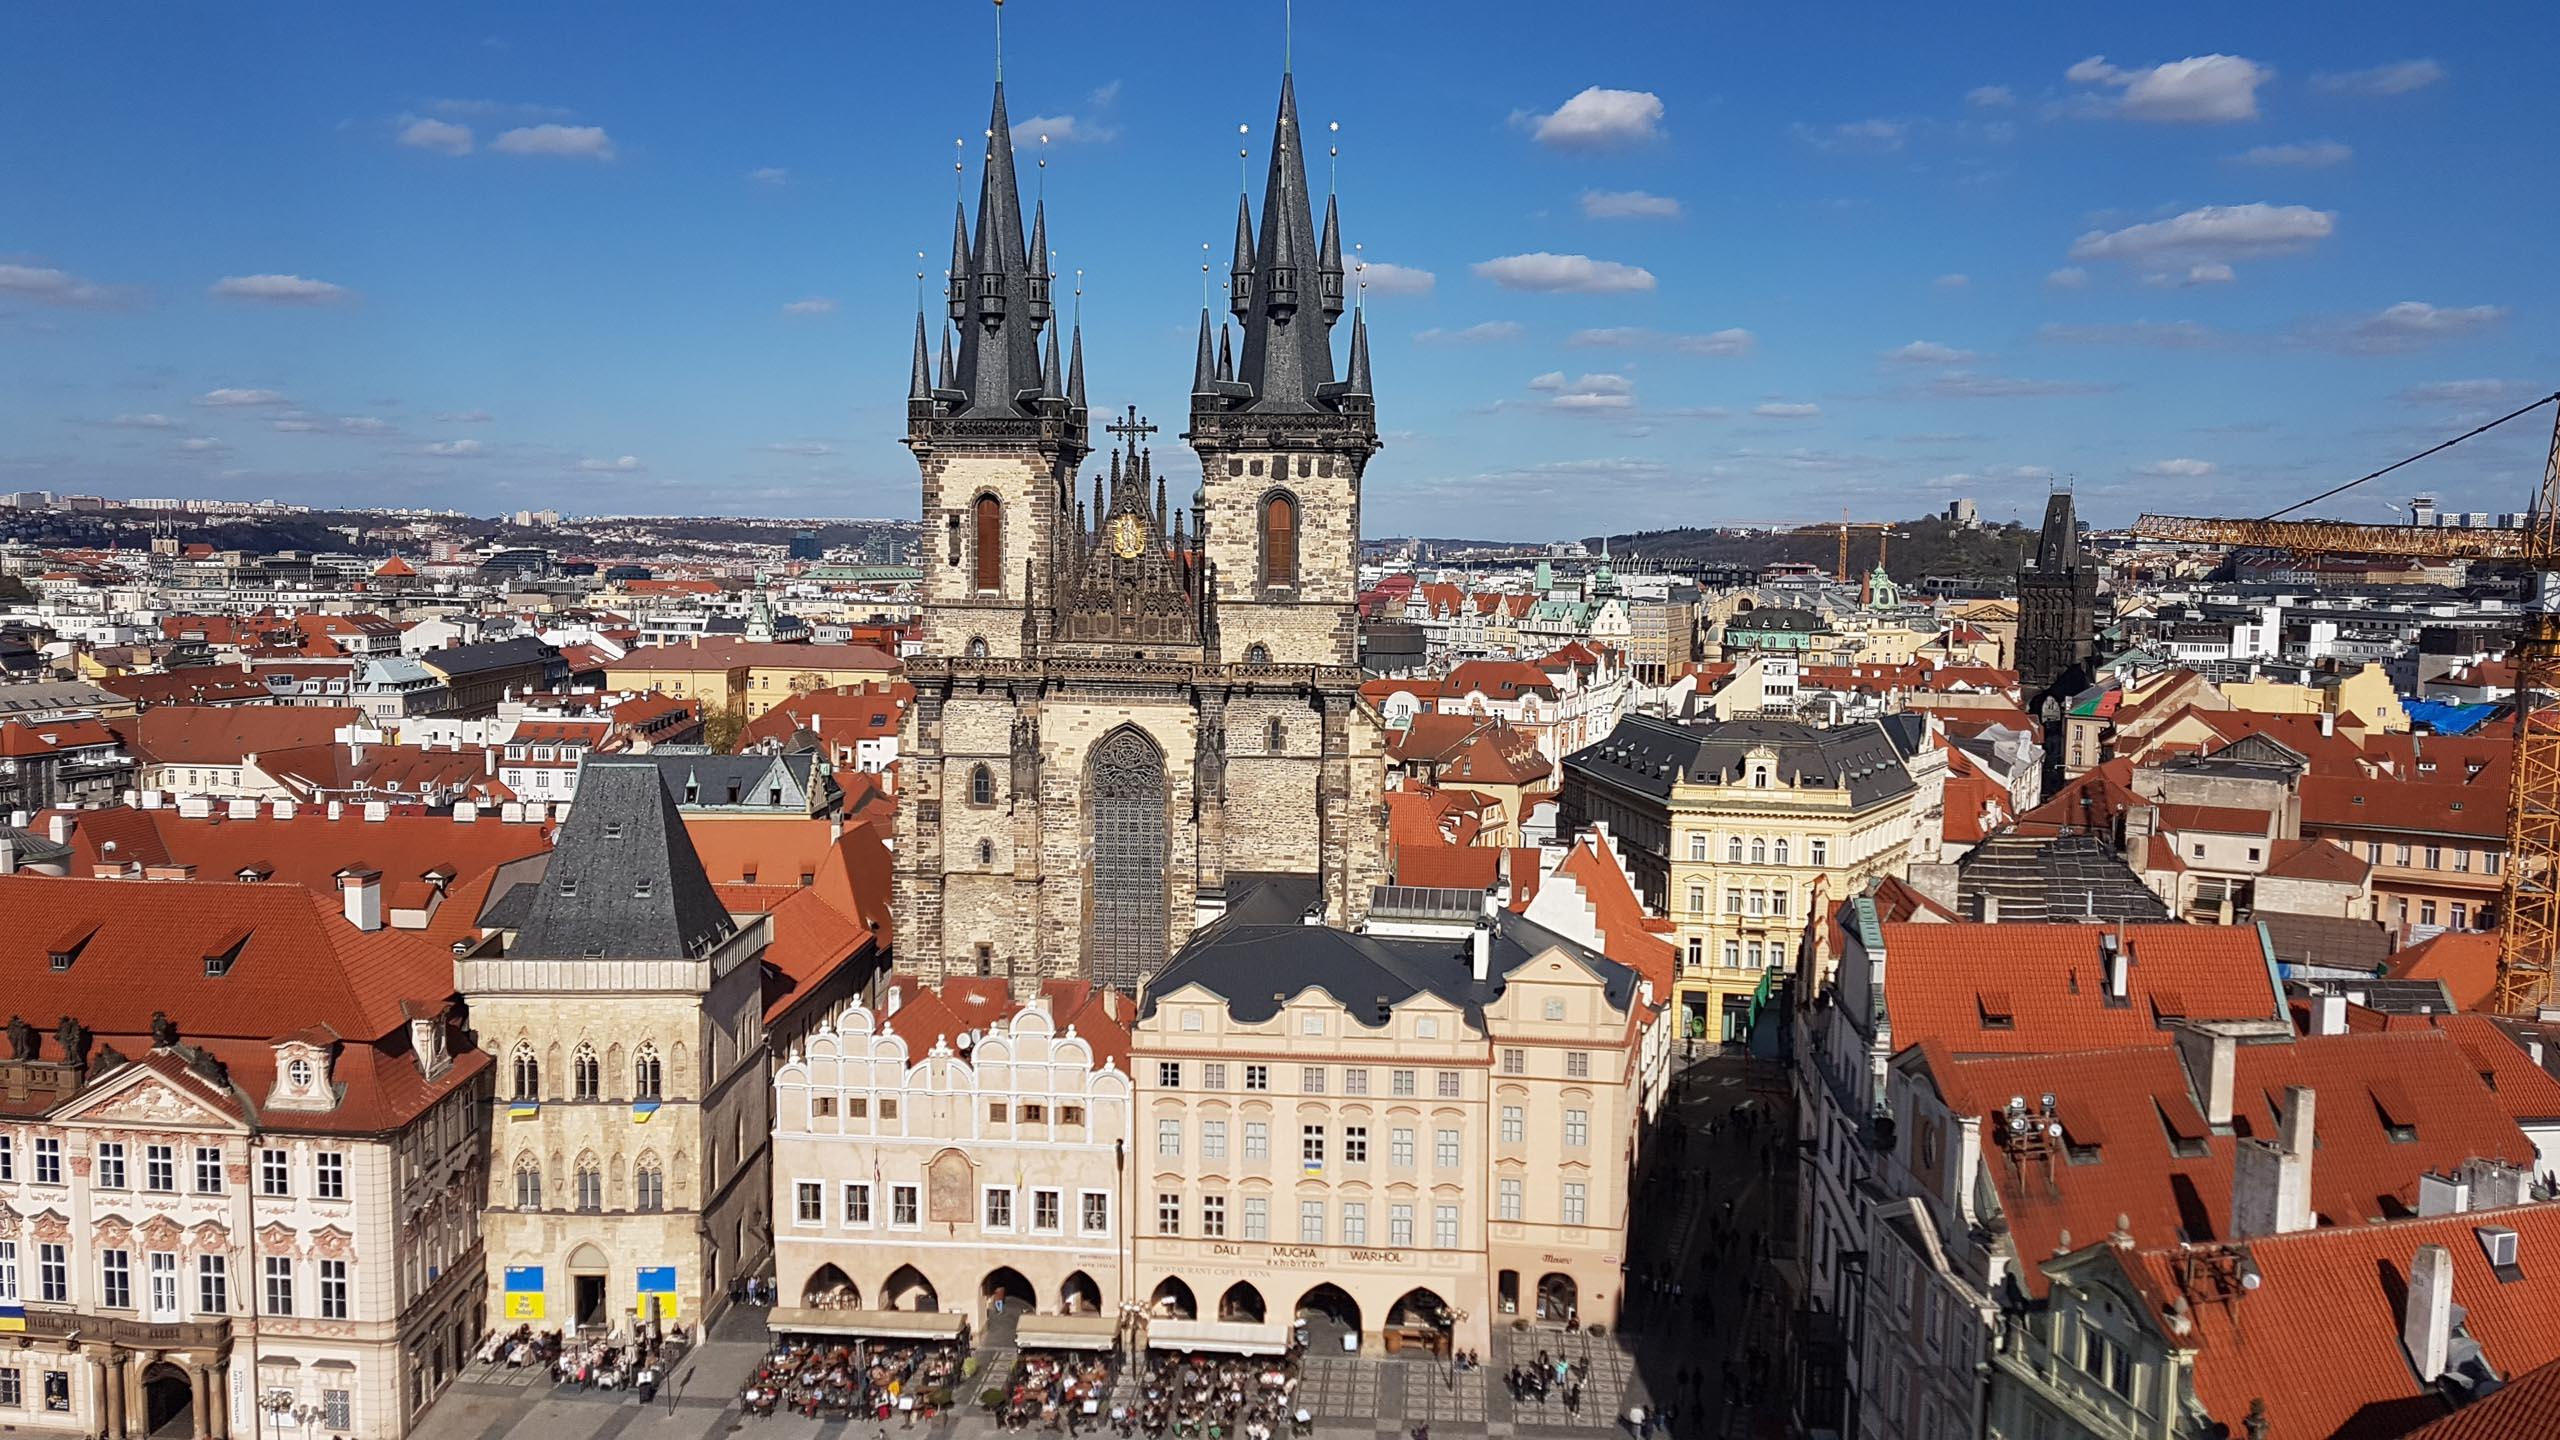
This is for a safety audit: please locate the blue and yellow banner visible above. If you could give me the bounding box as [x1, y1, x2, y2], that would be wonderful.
[508, 1101, 539, 1120]
[0, 1301, 26, 1333]
[502, 1266, 545, 1320]
[630, 1100, 660, 1124]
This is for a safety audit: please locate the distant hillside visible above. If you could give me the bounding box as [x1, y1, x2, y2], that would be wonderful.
[1594, 516, 2035, 582]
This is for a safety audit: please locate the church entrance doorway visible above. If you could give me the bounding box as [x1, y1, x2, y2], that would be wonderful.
[142, 1363, 192, 1436]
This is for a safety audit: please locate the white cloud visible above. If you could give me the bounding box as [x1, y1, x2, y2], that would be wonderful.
[1934, 273, 1970, 289]
[270, 417, 322, 432]
[2234, 140, 2351, 167]
[577, 455, 644, 473]
[491, 124, 615, 160]
[196, 387, 288, 407]
[1926, 372, 2113, 398]
[1568, 326, 1756, 356]
[1473, 252, 1656, 294]
[1967, 85, 2016, 109]
[397, 117, 473, 155]
[2136, 458, 2215, 477]
[2038, 320, 2218, 349]
[2070, 203, 2335, 264]
[1526, 372, 1636, 411]
[2321, 301, 2505, 355]
[1580, 188, 1680, 220]
[1887, 340, 1976, 364]
[1356, 262, 1436, 296]
[761, 441, 835, 456]
[1414, 321, 1523, 346]
[1014, 113, 1119, 145]
[424, 439, 485, 457]
[1794, 119, 1907, 154]
[1519, 87, 1665, 149]
[432, 409, 495, 423]
[2046, 266, 2090, 289]
[106, 413, 178, 430]
[2066, 54, 2271, 122]
[210, 273, 352, 305]
[780, 296, 838, 316]
[0, 262, 124, 306]
[2142, 262, 2236, 288]
[337, 417, 394, 434]
[2312, 60, 2444, 96]
[2401, 379, 2519, 407]
[178, 437, 227, 453]
[1753, 402, 1821, 419]
[746, 166, 789, 185]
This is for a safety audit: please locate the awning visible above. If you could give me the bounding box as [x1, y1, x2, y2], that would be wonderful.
[1145, 1318, 1290, 1356]
[1015, 1314, 1120, 1351]
[766, 1306, 967, 1340]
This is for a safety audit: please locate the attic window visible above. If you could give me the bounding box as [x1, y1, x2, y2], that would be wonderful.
[2155, 1101, 2209, 1159]
[603, 822, 624, 839]
[2370, 1081, 2418, 1143]
[1975, 991, 2015, 1030]
[203, 930, 251, 978]
[2478, 1226, 2522, 1278]
[634, 878, 654, 899]
[49, 925, 97, 972]
[560, 878, 578, 897]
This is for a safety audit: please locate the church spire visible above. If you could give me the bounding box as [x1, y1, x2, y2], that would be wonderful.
[1191, 309, 1217, 396]
[1345, 303, 1372, 396]
[1067, 318, 1087, 415]
[950, 80, 1044, 419]
[1026, 195, 1052, 326]
[1317, 192, 1346, 324]
[1217, 323, 1235, 383]
[1217, 69, 1337, 415]
[909, 309, 932, 402]
[1228, 193, 1256, 321]
[938, 321, 956, 392]
[1041, 306, 1065, 400]
[946, 202, 970, 322]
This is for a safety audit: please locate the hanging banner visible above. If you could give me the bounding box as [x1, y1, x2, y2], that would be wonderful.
[503, 1266, 546, 1319]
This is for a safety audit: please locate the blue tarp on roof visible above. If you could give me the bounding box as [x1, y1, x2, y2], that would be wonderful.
[2403, 698, 2499, 736]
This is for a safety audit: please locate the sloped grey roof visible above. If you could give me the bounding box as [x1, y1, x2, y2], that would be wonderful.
[510, 756, 735, 959]
[1142, 906, 1636, 1032]
[648, 750, 816, 810]
[1955, 833, 2169, 924]
[1565, 713, 1916, 808]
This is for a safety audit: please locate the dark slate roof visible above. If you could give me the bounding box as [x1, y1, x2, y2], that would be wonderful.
[417, 636, 556, 678]
[648, 750, 823, 810]
[2032, 491, 2086, 572]
[1956, 832, 2170, 924]
[2258, 912, 2393, 974]
[1728, 606, 1829, 634]
[1223, 871, 1325, 925]
[1142, 907, 1637, 1031]
[1565, 713, 1916, 808]
[509, 755, 736, 959]
[1877, 712, 1929, 761]
[0, 825, 72, 867]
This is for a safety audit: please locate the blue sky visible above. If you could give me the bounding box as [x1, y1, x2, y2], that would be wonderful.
[4, 2, 2553, 539]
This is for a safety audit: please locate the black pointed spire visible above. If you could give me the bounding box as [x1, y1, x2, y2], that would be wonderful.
[1346, 304, 1373, 396]
[1067, 319, 1087, 414]
[1217, 323, 1235, 383]
[1027, 196, 1052, 325]
[1191, 308, 1217, 395]
[1318, 193, 1346, 324]
[2034, 492, 2085, 572]
[1041, 309, 1065, 400]
[1230, 71, 1335, 413]
[946, 203, 970, 321]
[909, 309, 933, 402]
[938, 321, 956, 392]
[1229, 194, 1256, 321]
[951, 81, 1044, 417]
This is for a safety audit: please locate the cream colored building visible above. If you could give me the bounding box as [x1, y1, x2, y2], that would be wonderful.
[1561, 715, 1919, 1042]
[460, 756, 775, 1333]
[1126, 889, 1663, 1355]
[765, 980, 1133, 1343]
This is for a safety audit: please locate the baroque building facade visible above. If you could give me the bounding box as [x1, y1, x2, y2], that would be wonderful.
[894, 63, 1390, 993]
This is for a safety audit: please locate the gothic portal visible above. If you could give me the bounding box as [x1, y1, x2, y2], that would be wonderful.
[891, 54, 1390, 990]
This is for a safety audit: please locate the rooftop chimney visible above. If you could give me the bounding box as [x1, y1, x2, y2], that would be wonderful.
[227, 798, 257, 820]
[2311, 992, 2349, 1036]
[2403, 1243, 2454, 1384]
[1472, 914, 1494, 983]
[326, 800, 344, 820]
[2176, 1024, 2240, 1128]
[2103, 932, 2129, 1001]
[339, 867, 384, 931]
[2417, 1172, 2471, 1217]
[2229, 1085, 2316, 1238]
[48, 813, 73, 845]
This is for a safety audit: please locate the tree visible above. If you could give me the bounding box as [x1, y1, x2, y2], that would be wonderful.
[703, 705, 749, 753]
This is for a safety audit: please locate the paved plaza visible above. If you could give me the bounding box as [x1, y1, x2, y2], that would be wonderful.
[415, 1054, 1795, 1440]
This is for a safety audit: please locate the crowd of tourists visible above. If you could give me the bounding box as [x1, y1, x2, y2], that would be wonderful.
[739, 1338, 969, 1420]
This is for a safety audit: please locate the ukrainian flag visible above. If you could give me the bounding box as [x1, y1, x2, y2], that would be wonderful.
[0, 1301, 26, 1333]
[508, 1101, 539, 1120]
[631, 1100, 661, 1124]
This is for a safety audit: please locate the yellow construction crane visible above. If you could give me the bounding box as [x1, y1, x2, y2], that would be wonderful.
[2134, 397, 2560, 1015]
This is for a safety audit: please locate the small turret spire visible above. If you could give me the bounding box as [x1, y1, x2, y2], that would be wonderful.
[1191, 308, 1217, 395]
[1026, 194, 1052, 325]
[1317, 191, 1345, 325]
[909, 309, 932, 401]
[1067, 319, 1087, 413]
[1346, 304, 1373, 396]
[1229, 193, 1256, 321]
[1041, 307, 1065, 399]
[1217, 323, 1235, 383]
[946, 202, 970, 322]
[938, 321, 956, 391]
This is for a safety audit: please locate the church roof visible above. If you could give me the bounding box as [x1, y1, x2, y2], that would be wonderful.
[509, 756, 736, 960]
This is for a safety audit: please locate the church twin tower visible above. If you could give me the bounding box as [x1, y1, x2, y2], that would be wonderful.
[895, 56, 1388, 991]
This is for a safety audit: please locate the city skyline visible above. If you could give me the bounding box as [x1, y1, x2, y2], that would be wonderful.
[5, 1, 2554, 536]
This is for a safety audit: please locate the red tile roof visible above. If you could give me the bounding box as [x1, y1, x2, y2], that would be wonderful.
[881, 976, 1132, 1071]
[2130, 1203, 2560, 1440]
[2157, 802, 2275, 838]
[715, 882, 881, 1025]
[47, 805, 554, 912]
[736, 681, 914, 753]
[1394, 840, 1503, 891]
[1442, 659, 1562, 702]
[0, 717, 120, 757]
[2261, 837, 2371, 886]
[2399, 1355, 2560, 1439]
[115, 704, 366, 767]
[2302, 774, 2506, 841]
[1880, 922, 2281, 1056]
[1537, 831, 1678, 998]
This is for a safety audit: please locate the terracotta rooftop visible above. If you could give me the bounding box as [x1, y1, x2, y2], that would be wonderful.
[113, 704, 366, 767]
[1879, 922, 2281, 1057]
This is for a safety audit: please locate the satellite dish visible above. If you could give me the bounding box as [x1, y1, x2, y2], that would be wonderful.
[2240, 1271, 2261, 1291]
[2047, 1122, 2064, 1139]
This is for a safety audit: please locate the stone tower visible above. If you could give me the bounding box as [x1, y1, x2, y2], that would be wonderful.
[895, 53, 1391, 996]
[2017, 491, 2098, 708]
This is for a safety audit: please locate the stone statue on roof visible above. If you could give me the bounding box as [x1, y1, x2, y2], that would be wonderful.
[6, 1015, 33, 1061]
[55, 1016, 89, 1066]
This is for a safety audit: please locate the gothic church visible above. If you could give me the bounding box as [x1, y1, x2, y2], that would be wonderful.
[894, 50, 1390, 991]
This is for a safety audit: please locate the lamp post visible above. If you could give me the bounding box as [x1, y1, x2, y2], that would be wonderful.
[1444, 1308, 1468, 1391]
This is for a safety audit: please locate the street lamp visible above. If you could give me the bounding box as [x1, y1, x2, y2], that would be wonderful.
[1444, 1308, 1468, 1391]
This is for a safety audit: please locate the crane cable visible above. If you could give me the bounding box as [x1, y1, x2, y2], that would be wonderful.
[2259, 389, 2560, 522]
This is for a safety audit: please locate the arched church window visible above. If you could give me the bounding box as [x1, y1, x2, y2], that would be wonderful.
[1243, 643, 1272, 665]
[1267, 717, 1286, 753]
[966, 636, 989, 659]
[512, 1044, 540, 1101]
[572, 1043, 600, 1101]
[975, 495, 1003, 592]
[978, 839, 995, 866]
[969, 763, 995, 806]
[632, 1042, 663, 1102]
[1261, 493, 1297, 587]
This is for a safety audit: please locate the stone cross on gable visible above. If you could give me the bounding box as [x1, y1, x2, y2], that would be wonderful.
[1104, 405, 1157, 450]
